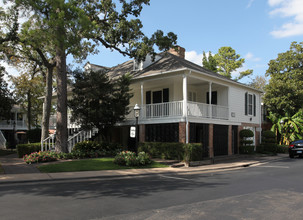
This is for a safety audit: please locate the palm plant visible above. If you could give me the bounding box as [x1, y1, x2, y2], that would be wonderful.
[269, 111, 303, 145]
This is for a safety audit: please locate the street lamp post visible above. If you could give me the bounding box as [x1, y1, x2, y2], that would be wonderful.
[134, 104, 141, 153]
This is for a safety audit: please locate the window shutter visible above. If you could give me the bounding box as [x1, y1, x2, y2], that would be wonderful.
[146, 91, 151, 104]
[245, 92, 248, 115]
[253, 94, 256, 116]
[163, 88, 169, 102]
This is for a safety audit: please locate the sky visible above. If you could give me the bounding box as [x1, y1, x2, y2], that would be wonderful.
[2, 0, 303, 84]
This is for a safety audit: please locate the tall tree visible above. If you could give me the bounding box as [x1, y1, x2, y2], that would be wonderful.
[214, 46, 253, 81]
[202, 51, 217, 73]
[10, 65, 44, 130]
[69, 69, 133, 141]
[0, 67, 14, 120]
[10, 0, 177, 153]
[0, 6, 56, 142]
[263, 41, 303, 117]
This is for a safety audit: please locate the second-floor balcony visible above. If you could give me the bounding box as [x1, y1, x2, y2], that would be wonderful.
[126, 101, 229, 121]
[0, 120, 27, 130]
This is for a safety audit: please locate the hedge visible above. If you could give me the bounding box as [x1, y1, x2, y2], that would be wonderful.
[72, 141, 123, 157]
[16, 143, 41, 158]
[138, 142, 204, 161]
[138, 142, 184, 160]
[183, 143, 204, 162]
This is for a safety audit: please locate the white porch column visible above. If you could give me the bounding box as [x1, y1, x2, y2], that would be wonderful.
[209, 82, 212, 118]
[183, 74, 188, 118]
[140, 82, 144, 106]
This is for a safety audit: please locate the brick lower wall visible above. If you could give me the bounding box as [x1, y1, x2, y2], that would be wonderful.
[209, 124, 214, 158]
[139, 124, 145, 142]
[179, 122, 186, 143]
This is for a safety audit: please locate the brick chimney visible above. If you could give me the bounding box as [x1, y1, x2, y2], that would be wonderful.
[168, 46, 185, 59]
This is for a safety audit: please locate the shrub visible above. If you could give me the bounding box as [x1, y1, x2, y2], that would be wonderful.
[27, 128, 42, 143]
[277, 145, 288, 153]
[260, 130, 277, 154]
[17, 143, 41, 158]
[239, 129, 254, 138]
[23, 151, 57, 164]
[239, 145, 255, 154]
[138, 142, 184, 160]
[114, 151, 138, 166]
[183, 143, 204, 162]
[136, 152, 152, 165]
[239, 129, 255, 154]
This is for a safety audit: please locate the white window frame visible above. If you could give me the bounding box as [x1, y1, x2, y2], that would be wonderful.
[188, 91, 197, 102]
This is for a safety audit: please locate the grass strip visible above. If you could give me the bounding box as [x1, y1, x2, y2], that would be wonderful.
[37, 158, 168, 173]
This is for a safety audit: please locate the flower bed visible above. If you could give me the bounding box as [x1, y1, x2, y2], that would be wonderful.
[23, 151, 58, 164]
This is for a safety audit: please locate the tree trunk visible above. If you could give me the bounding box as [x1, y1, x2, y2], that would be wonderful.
[55, 30, 68, 153]
[41, 67, 53, 142]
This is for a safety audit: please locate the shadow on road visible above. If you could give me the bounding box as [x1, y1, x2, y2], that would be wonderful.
[0, 173, 229, 199]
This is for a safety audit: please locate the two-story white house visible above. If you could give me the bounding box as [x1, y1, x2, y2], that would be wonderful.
[0, 105, 28, 148]
[83, 46, 262, 158]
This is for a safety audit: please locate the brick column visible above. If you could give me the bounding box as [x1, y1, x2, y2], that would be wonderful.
[179, 122, 186, 143]
[209, 124, 214, 158]
[139, 124, 145, 143]
[228, 125, 232, 155]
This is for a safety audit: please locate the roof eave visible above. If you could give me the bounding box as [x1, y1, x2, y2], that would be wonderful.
[132, 67, 263, 93]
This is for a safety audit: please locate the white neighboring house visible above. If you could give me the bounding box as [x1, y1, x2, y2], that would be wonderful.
[80, 46, 263, 157]
[0, 105, 28, 148]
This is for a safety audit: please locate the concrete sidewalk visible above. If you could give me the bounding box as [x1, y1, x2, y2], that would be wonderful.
[0, 153, 287, 184]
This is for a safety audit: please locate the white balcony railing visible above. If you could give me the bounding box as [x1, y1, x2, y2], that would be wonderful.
[0, 120, 27, 130]
[188, 101, 210, 118]
[0, 130, 7, 149]
[126, 101, 183, 119]
[212, 105, 229, 120]
[126, 101, 229, 121]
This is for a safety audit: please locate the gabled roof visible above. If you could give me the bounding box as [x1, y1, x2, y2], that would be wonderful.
[106, 52, 231, 81]
[94, 52, 262, 93]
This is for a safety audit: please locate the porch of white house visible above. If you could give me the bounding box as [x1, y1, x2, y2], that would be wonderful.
[126, 72, 230, 123]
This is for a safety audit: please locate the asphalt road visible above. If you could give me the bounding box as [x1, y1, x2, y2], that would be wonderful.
[0, 157, 303, 220]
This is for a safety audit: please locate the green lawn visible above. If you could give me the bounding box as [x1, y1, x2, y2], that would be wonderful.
[37, 158, 168, 173]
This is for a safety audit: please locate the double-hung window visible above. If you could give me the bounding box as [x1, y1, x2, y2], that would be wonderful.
[245, 92, 256, 116]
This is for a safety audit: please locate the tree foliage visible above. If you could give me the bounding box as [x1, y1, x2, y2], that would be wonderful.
[4, 0, 177, 152]
[0, 67, 14, 119]
[269, 111, 303, 145]
[264, 41, 303, 117]
[69, 69, 133, 140]
[202, 51, 217, 73]
[9, 65, 44, 130]
[249, 75, 267, 91]
[214, 46, 253, 81]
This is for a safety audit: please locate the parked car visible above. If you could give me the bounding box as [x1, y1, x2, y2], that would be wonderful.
[289, 140, 303, 158]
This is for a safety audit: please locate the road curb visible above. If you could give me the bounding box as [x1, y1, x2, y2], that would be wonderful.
[0, 156, 285, 185]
